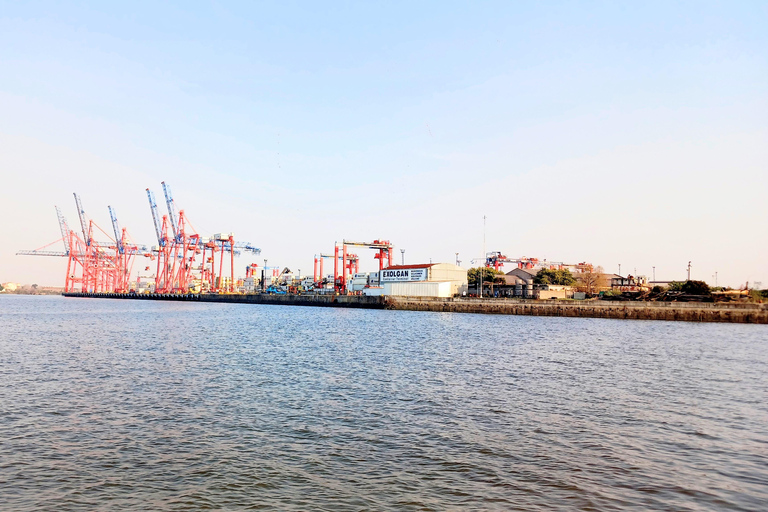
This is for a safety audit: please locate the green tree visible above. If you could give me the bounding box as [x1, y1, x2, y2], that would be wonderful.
[0, 283, 4, 292]
[668, 281, 685, 291]
[668, 280, 710, 294]
[534, 268, 576, 286]
[468, 267, 503, 286]
[681, 280, 710, 295]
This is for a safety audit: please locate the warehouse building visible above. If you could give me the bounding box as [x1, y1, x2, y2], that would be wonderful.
[369, 263, 468, 297]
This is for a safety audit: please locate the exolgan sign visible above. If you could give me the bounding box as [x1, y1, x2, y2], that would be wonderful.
[380, 268, 428, 282]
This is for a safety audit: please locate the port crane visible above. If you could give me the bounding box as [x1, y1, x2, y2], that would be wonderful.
[470, 251, 572, 272]
[146, 182, 261, 293]
[334, 239, 392, 293]
[20, 183, 260, 295]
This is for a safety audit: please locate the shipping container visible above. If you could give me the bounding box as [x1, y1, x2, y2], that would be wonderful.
[383, 281, 453, 297]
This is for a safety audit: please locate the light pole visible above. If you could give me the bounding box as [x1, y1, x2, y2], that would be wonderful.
[687, 261, 692, 281]
[653, 266, 656, 282]
[618, 263, 621, 277]
[480, 216, 486, 298]
[400, 249, 405, 265]
[455, 252, 459, 266]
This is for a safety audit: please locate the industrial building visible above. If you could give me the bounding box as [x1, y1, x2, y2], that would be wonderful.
[365, 263, 468, 298]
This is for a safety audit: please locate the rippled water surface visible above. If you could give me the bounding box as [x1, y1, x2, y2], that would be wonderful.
[1, 295, 767, 510]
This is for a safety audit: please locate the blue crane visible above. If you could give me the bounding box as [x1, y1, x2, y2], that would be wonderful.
[232, 241, 261, 255]
[73, 193, 91, 246]
[161, 181, 181, 243]
[146, 188, 164, 247]
[55, 206, 71, 255]
[108, 206, 124, 255]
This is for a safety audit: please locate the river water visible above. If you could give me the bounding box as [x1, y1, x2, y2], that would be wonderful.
[0, 295, 766, 511]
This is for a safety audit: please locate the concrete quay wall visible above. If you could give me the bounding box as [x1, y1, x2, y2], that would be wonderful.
[63, 292, 387, 309]
[62, 293, 768, 323]
[385, 297, 768, 324]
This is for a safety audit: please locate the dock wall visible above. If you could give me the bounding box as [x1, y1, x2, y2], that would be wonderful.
[62, 292, 386, 309]
[61, 293, 768, 324]
[385, 297, 768, 324]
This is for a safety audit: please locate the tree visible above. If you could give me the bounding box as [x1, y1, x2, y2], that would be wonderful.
[0, 283, 4, 292]
[668, 280, 710, 295]
[681, 280, 710, 295]
[468, 267, 503, 286]
[534, 268, 576, 286]
[576, 265, 607, 296]
[668, 281, 685, 292]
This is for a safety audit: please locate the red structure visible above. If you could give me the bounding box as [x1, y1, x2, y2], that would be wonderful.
[18, 197, 150, 293]
[479, 251, 590, 274]
[323, 239, 392, 294]
[147, 182, 260, 293]
[19, 184, 260, 295]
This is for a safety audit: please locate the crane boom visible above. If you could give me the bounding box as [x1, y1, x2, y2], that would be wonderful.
[16, 250, 70, 257]
[73, 193, 90, 246]
[146, 189, 163, 246]
[55, 206, 71, 254]
[161, 181, 180, 241]
[343, 239, 391, 248]
[108, 206, 124, 254]
[232, 241, 262, 254]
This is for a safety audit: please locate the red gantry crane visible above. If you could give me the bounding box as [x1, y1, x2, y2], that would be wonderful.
[325, 239, 392, 294]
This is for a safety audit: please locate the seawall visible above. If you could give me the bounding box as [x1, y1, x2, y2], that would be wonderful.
[385, 297, 768, 324]
[61, 293, 768, 324]
[62, 292, 386, 309]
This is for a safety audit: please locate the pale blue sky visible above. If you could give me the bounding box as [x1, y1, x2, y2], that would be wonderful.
[1, 1, 766, 287]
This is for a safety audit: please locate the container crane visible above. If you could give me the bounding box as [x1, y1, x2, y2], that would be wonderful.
[107, 205, 148, 292]
[146, 187, 173, 292]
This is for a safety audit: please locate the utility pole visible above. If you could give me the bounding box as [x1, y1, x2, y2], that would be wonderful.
[455, 252, 459, 266]
[687, 261, 692, 281]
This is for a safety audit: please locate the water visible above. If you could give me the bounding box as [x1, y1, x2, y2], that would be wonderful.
[0, 295, 766, 511]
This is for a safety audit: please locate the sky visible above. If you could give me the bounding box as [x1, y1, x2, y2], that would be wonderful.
[1, 1, 766, 288]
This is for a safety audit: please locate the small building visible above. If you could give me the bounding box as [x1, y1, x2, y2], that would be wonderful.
[500, 267, 538, 298]
[378, 263, 468, 297]
[470, 268, 576, 299]
[611, 275, 650, 293]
